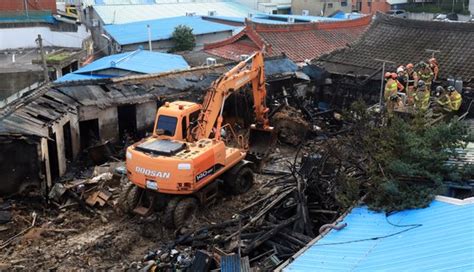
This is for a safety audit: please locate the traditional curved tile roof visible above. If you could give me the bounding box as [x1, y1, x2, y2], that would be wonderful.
[204, 16, 372, 62]
[316, 13, 474, 82]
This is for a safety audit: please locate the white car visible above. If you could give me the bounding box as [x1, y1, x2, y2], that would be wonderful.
[386, 10, 407, 19]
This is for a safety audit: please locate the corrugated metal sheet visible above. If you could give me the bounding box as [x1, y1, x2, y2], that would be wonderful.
[93, 2, 255, 24]
[221, 254, 241, 272]
[104, 16, 235, 45]
[56, 50, 190, 82]
[283, 199, 474, 271]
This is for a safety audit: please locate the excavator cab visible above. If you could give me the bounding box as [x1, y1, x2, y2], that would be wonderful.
[152, 101, 201, 141]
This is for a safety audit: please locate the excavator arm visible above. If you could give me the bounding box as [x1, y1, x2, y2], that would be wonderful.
[193, 52, 270, 140]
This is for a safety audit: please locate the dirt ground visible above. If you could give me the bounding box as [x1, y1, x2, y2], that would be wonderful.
[0, 145, 298, 270]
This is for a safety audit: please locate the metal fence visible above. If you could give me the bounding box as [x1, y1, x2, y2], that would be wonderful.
[0, 10, 53, 23]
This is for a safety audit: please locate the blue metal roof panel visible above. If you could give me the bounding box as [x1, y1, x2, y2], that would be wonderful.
[55, 73, 111, 82]
[94, 2, 255, 24]
[284, 200, 474, 271]
[104, 16, 236, 45]
[74, 50, 189, 74]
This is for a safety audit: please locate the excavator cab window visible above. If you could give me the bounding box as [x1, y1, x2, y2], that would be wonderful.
[189, 110, 200, 129]
[156, 115, 177, 136]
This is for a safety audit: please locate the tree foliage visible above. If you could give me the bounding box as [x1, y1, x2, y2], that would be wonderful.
[335, 101, 470, 212]
[171, 25, 195, 52]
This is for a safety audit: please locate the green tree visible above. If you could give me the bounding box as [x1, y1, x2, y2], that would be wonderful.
[335, 102, 470, 212]
[171, 25, 195, 52]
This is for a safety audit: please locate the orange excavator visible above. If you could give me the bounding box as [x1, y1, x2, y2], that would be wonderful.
[120, 52, 274, 228]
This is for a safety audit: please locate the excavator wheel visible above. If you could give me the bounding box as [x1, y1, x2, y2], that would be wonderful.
[163, 197, 181, 228]
[173, 197, 199, 228]
[225, 166, 254, 195]
[118, 183, 140, 214]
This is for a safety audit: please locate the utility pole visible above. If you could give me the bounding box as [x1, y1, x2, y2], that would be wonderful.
[375, 58, 395, 106]
[147, 24, 152, 52]
[36, 35, 50, 83]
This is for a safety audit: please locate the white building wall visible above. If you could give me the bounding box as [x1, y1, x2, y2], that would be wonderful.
[0, 25, 90, 50]
[470, 0, 474, 15]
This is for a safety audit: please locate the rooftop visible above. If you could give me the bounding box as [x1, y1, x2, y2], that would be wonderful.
[56, 49, 189, 82]
[93, 2, 256, 24]
[281, 197, 474, 271]
[1, 56, 299, 137]
[104, 16, 237, 46]
[204, 16, 371, 62]
[316, 13, 474, 82]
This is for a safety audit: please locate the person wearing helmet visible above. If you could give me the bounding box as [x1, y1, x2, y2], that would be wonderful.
[428, 58, 439, 81]
[397, 66, 408, 92]
[447, 86, 462, 112]
[418, 62, 434, 92]
[405, 63, 418, 105]
[414, 80, 430, 111]
[391, 72, 405, 93]
[384, 72, 399, 116]
[435, 86, 449, 112]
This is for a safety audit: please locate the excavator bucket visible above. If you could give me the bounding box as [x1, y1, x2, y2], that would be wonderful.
[248, 126, 275, 160]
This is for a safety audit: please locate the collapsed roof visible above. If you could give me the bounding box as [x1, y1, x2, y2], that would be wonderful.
[315, 13, 474, 82]
[0, 56, 299, 138]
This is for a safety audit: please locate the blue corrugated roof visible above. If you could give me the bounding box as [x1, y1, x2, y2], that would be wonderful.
[55, 73, 111, 83]
[283, 198, 474, 271]
[104, 16, 236, 45]
[55, 49, 189, 82]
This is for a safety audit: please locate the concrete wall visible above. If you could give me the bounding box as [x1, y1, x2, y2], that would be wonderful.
[79, 105, 119, 143]
[0, 70, 43, 100]
[136, 101, 158, 133]
[0, 24, 90, 50]
[119, 31, 233, 54]
[292, 0, 352, 17]
[470, 0, 474, 15]
[407, 12, 473, 21]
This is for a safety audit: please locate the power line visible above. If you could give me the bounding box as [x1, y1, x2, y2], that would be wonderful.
[313, 212, 422, 247]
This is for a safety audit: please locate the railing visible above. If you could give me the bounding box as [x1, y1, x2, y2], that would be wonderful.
[0, 10, 53, 23]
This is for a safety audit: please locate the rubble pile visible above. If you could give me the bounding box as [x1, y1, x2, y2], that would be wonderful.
[0, 84, 361, 270]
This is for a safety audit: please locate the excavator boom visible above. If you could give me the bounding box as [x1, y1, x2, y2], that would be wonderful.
[193, 52, 271, 141]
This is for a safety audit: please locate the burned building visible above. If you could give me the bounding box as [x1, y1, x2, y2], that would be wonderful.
[313, 13, 474, 108]
[0, 56, 301, 195]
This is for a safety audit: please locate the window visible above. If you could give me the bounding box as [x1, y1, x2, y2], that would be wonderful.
[341, 1, 348, 6]
[156, 115, 177, 136]
[181, 116, 187, 139]
[367, 0, 371, 7]
[327, 3, 334, 8]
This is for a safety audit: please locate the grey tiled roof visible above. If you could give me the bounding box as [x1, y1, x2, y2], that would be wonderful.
[317, 13, 474, 82]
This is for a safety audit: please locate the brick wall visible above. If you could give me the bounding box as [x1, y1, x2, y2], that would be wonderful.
[352, 0, 390, 14]
[0, 0, 56, 13]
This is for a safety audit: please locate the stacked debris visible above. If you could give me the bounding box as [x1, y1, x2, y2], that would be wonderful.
[129, 142, 357, 271]
[48, 162, 125, 213]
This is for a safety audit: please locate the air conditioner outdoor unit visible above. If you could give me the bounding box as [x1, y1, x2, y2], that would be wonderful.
[287, 17, 295, 23]
[206, 57, 217, 66]
[302, 10, 309, 16]
[239, 54, 249, 61]
[186, 12, 196, 16]
[208, 10, 216, 16]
